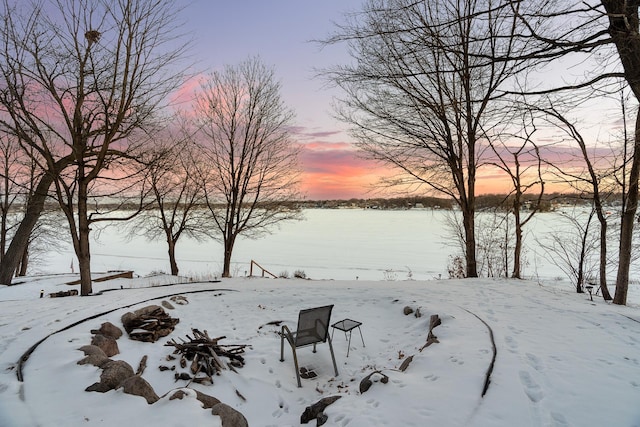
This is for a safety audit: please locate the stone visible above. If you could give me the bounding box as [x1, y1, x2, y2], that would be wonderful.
[211, 403, 248, 427]
[170, 295, 188, 305]
[169, 389, 221, 409]
[91, 322, 123, 340]
[403, 306, 414, 315]
[85, 360, 134, 393]
[301, 395, 342, 424]
[169, 389, 188, 401]
[359, 371, 389, 394]
[161, 300, 175, 310]
[77, 354, 111, 368]
[194, 390, 221, 409]
[78, 345, 107, 357]
[119, 375, 159, 404]
[91, 333, 119, 357]
[398, 355, 414, 372]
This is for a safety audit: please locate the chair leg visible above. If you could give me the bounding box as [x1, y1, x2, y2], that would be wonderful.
[292, 347, 302, 387]
[327, 335, 339, 377]
[280, 334, 285, 362]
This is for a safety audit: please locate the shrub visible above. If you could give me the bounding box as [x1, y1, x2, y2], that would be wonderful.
[447, 255, 466, 279]
[383, 269, 397, 281]
[293, 270, 307, 279]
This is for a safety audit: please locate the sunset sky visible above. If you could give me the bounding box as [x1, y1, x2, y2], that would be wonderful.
[179, 1, 623, 200]
[180, 1, 378, 200]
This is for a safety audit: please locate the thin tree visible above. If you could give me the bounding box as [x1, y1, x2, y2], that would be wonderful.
[536, 208, 599, 293]
[126, 123, 212, 276]
[0, 0, 188, 294]
[323, 0, 541, 278]
[0, 133, 22, 260]
[488, 110, 545, 279]
[541, 106, 617, 300]
[194, 57, 302, 278]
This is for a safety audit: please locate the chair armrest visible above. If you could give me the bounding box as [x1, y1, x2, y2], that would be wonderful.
[281, 324, 293, 341]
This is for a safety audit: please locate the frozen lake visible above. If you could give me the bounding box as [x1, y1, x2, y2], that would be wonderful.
[40, 208, 637, 288]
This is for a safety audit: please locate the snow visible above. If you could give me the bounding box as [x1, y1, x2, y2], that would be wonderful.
[1, 273, 640, 426]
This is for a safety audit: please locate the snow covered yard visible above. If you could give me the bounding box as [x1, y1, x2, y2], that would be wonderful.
[0, 275, 639, 426]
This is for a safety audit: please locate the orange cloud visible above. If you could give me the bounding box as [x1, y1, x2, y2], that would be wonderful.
[298, 141, 392, 199]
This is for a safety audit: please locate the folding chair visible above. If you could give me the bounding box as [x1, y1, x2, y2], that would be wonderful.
[280, 304, 339, 387]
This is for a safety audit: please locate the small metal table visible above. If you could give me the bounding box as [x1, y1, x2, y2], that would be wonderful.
[331, 318, 365, 357]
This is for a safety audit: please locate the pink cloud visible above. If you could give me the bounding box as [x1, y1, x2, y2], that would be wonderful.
[298, 140, 391, 199]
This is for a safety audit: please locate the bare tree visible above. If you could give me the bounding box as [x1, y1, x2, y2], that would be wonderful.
[536, 208, 599, 293]
[540, 106, 618, 300]
[504, 0, 640, 305]
[126, 122, 212, 276]
[194, 57, 302, 278]
[323, 0, 542, 278]
[0, 0, 188, 295]
[0, 133, 22, 260]
[488, 110, 545, 279]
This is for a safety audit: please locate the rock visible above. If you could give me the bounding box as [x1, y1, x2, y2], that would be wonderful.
[91, 322, 123, 340]
[403, 306, 414, 315]
[170, 295, 188, 305]
[91, 333, 119, 357]
[317, 413, 329, 426]
[78, 345, 107, 357]
[169, 389, 188, 401]
[161, 300, 175, 310]
[301, 395, 342, 424]
[194, 390, 221, 409]
[211, 403, 248, 427]
[85, 360, 135, 393]
[119, 375, 159, 404]
[359, 371, 389, 394]
[169, 389, 221, 409]
[77, 354, 111, 368]
[398, 355, 414, 372]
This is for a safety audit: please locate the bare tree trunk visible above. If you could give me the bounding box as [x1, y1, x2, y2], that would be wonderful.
[77, 179, 92, 296]
[0, 163, 64, 284]
[17, 245, 28, 277]
[167, 239, 179, 276]
[512, 211, 523, 279]
[614, 110, 640, 304]
[598, 220, 612, 300]
[463, 208, 477, 278]
[222, 233, 235, 278]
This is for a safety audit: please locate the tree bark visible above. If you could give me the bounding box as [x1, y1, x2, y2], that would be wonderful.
[512, 212, 523, 279]
[222, 237, 234, 278]
[462, 204, 478, 278]
[613, 110, 640, 304]
[16, 245, 28, 277]
[602, 0, 640, 305]
[77, 178, 92, 296]
[0, 157, 70, 284]
[598, 220, 612, 300]
[167, 239, 178, 276]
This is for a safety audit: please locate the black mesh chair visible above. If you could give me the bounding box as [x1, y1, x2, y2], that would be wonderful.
[280, 304, 339, 387]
